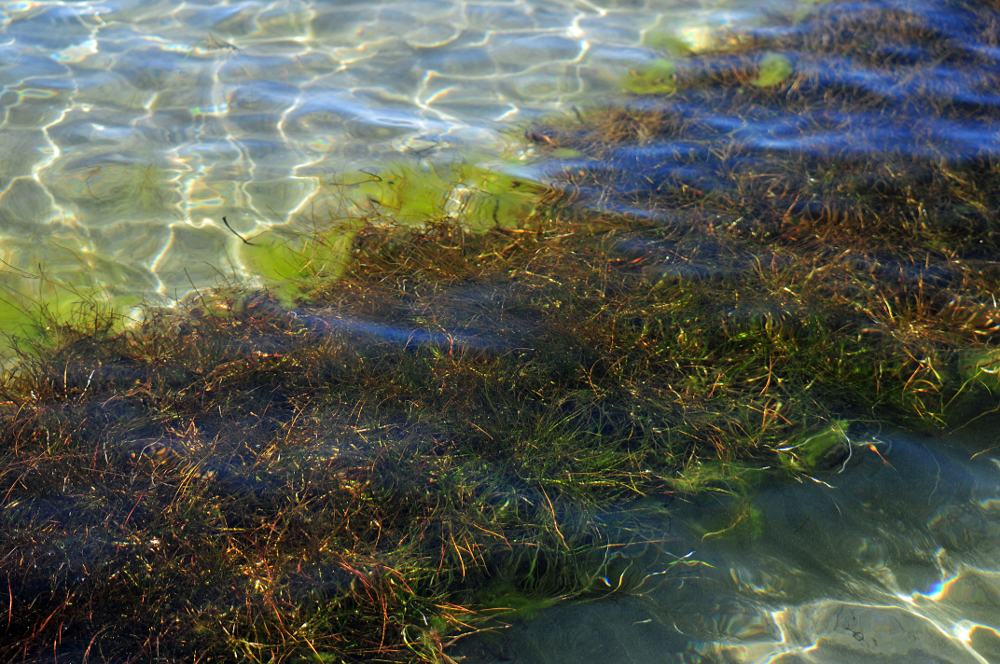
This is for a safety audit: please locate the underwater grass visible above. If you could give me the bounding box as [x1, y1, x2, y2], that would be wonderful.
[0, 215, 714, 662]
[526, 0, 1000, 427]
[0, 205, 990, 661]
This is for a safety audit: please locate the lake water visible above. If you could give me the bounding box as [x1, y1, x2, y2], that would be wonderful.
[453, 425, 1000, 663]
[0, 0, 770, 309]
[4, 0, 1000, 662]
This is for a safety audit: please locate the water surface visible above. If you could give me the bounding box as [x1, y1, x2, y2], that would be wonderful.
[4, 0, 1000, 662]
[0, 0, 763, 306]
[453, 426, 1000, 663]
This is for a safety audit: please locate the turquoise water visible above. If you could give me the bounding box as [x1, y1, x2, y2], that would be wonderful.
[5, 0, 1000, 662]
[0, 0, 764, 309]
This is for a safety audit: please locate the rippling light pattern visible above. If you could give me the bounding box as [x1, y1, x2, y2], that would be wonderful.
[0, 0, 735, 305]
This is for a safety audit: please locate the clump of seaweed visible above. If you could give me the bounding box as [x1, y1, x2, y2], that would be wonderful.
[525, 0, 1000, 430]
[1, 212, 717, 662]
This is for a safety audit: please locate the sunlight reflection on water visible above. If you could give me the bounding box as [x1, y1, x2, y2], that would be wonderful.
[452, 429, 1000, 663]
[0, 0, 756, 305]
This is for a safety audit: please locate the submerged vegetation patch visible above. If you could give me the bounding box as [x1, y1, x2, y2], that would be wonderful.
[528, 0, 1000, 426]
[5, 0, 1000, 661]
[0, 204, 991, 661]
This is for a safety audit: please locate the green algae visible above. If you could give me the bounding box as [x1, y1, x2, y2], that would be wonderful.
[0, 161, 541, 358]
[622, 58, 678, 95]
[476, 586, 562, 622]
[335, 162, 543, 229]
[237, 162, 545, 304]
[643, 31, 693, 56]
[752, 52, 793, 87]
[239, 220, 358, 305]
[0, 265, 141, 361]
[775, 420, 851, 474]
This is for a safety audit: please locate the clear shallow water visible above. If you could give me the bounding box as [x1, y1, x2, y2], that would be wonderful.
[0, 0, 765, 307]
[5, 0, 1000, 662]
[453, 427, 1000, 663]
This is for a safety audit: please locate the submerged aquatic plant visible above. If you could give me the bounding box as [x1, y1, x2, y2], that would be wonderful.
[0, 197, 973, 660]
[526, 0, 1000, 430]
[0, 214, 715, 662]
